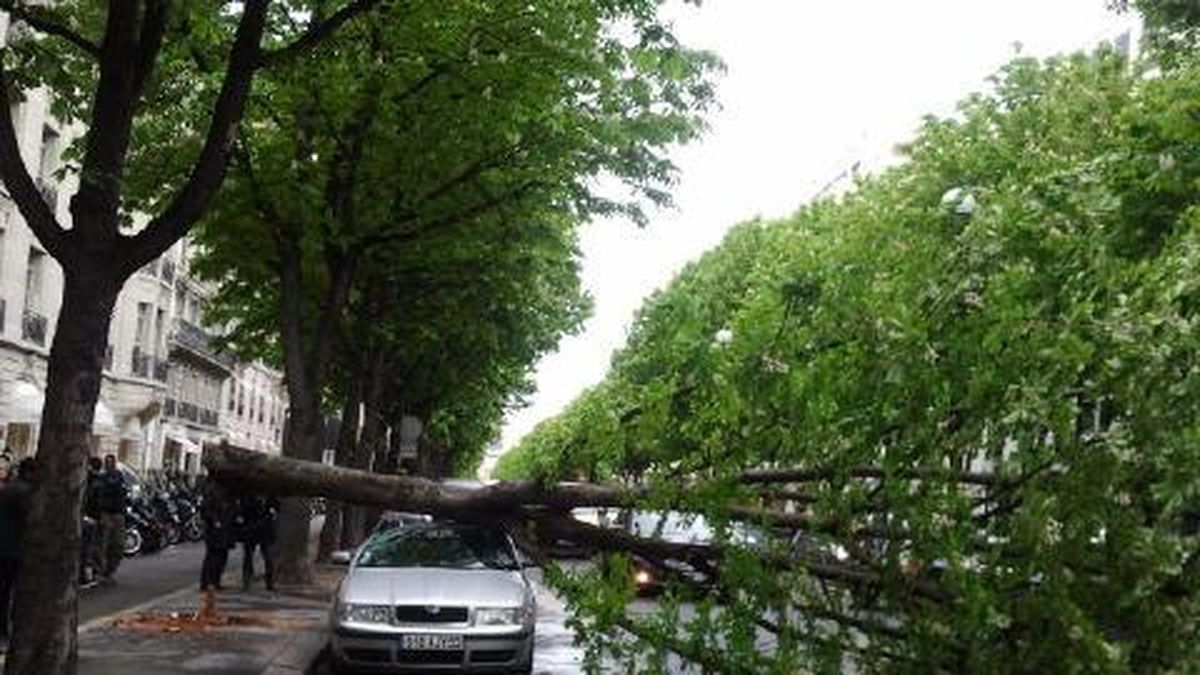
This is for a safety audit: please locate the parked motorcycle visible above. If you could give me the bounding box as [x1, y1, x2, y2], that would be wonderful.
[149, 489, 182, 546]
[126, 498, 167, 555]
[170, 486, 204, 542]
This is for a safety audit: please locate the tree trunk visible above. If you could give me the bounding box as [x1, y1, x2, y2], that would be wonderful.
[273, 390, 323, 584]
[344, 358, 385, 547]
[318, 388, 360, 562]
[7, 271, 119, 675]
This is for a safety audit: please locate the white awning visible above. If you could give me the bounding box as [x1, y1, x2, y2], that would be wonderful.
[168, 435, 201, 455]
[0, 380, 43, 424]
[0, 380, 119, 431]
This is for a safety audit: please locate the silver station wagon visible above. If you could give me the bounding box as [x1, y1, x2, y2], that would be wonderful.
[330, 521, 536, 674]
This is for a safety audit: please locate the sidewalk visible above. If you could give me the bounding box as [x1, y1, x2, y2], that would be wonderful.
[78, 568, 340, 675]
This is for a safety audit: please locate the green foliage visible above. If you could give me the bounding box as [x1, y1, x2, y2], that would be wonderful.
[504, 50, 1200, 672]
[192, 0, 719, 469]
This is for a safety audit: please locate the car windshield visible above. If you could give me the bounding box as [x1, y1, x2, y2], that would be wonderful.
[356, 523, 518, 570]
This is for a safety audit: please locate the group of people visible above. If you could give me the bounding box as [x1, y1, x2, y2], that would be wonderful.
[200, 481, 279, 592]
[0, 455, 35, 643]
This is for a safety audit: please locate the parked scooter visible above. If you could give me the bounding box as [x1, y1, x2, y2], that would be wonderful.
[149, 489, 182, 546]
[125, 498, 167, 555]
[165, 479, 204, 542]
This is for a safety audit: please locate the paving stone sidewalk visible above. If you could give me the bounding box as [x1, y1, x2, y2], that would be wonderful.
[77, 575, 338, 675]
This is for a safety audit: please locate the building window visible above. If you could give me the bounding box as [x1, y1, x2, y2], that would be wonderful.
[227, 380, 236, 412]
[38, 126, 59, 182]
[24, 248, 46, 314]
[258, 395, 265, 424]
[237, 385, 244, 417]
[154, 308, 165, 357]
[134, 302, 151, 348]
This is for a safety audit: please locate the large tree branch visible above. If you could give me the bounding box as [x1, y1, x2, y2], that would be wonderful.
[122, 0, 270, 276]
[0, 58, 69, 261]
[257, 0, 382, 69]
[739, 466, 1004, 487]
[130, 0, 169, 100]
[0, 1, 100, 57]
[205, 443, 638, 512]
[204, 444, 955, 603]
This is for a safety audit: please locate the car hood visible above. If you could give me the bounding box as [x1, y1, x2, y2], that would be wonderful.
[340, 567, 528, 608]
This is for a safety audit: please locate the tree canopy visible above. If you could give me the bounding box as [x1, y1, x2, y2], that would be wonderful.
[497, 48, 1200, 672]
[192, 0, 719, 478]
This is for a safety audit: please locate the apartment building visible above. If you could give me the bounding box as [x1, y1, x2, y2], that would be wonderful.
[0, 14, 286, 472]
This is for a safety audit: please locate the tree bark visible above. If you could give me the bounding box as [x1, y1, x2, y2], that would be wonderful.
[7, 270, 119, 675]
[316, 387, 361, 562]
[351, 356, 388, 541]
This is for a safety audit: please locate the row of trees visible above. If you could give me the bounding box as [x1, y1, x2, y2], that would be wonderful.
[0, 1, 716, 673]
[495, 40, 1200, 673]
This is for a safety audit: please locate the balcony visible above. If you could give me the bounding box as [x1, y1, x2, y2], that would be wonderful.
[171, 319, 235, 372]
[131, 347, 170, 382]
[166, 398, 219, 429]
[22, 309, 47, 346]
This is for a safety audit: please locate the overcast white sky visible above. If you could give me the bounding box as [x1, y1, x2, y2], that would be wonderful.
[483, 1, 1137, 474]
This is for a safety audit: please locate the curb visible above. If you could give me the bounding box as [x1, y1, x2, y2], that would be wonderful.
[78, 584, 199, 633]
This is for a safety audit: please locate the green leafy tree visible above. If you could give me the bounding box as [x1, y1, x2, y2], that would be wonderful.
[502, 50, 1200, 672]
[0, 3, 380, 672]
[193, 0, 718, 580]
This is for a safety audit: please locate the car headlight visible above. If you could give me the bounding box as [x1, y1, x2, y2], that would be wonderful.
[339, 603, 392, 625]
[475, 606, 523, 627]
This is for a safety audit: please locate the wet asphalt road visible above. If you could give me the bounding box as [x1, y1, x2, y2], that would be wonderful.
[79, 540, 246, 625]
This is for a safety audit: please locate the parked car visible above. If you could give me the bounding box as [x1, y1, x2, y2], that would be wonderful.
[608, 510, 766, 596]
[370, 511, 433, 536]
[329, 520, 536, 674]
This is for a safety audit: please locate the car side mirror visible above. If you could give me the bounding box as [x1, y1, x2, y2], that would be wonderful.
[330, 550, 352, 566]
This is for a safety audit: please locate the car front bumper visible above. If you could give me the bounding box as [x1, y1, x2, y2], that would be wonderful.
[332, 627, 534, 673]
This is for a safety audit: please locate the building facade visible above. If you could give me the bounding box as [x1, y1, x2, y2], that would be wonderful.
[0, 15, 286, 472]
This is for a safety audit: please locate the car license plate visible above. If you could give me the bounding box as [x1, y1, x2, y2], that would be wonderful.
[401, 634, 464, 651]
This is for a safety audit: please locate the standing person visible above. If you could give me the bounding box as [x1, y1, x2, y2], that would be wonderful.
[80, 457, 104, 586]
[95, 454, 128, 583]
[237, 493, 279, 591]
[199, 479, 236, 591]
[0, 459, 36, 644]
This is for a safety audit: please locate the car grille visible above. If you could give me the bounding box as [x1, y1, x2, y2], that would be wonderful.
[397, 650, 464, 665]
[394, 605, 468, 623]
[344, 647, 391, 663]
[471, 649, 517, 664]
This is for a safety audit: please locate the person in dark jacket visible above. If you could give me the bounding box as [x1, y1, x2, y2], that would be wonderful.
[199, 479, 237, 591]
[236, 493, 279, 591]
[80, 457, 104, 585]
[0, 459, 36, 640]
[95, 454, 128, 582]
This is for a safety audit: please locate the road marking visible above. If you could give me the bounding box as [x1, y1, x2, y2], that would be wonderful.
[78, 584, 198, 633]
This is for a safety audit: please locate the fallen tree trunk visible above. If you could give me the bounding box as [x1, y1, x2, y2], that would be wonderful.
[205, 443, 640, 514]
